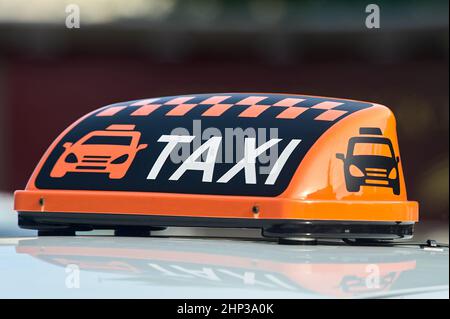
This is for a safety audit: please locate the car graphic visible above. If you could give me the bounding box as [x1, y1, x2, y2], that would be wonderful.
[336, 127, 400, 195]
[50, 124, 147, 179]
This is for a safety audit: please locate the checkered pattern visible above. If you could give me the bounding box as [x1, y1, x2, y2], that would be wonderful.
[97, 95, 363, 122]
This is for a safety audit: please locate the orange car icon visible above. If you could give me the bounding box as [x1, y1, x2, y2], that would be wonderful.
[50, 124, 147, 179]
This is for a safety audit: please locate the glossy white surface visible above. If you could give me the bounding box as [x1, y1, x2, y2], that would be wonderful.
[0, 236, 448, 299]
[1, 193, 448, 299]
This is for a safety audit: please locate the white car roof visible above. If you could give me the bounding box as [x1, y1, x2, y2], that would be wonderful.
[1, 193, 448, 299]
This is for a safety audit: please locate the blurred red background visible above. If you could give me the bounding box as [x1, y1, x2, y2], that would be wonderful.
[0, 0, 448, 224]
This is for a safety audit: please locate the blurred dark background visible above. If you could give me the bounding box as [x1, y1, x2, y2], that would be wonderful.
[0, 0, 448, 227]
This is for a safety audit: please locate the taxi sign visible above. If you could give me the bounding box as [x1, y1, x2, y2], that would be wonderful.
[14, 93, 419, 241]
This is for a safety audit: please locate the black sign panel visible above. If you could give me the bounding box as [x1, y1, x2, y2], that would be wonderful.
[35, 93, 373, 196]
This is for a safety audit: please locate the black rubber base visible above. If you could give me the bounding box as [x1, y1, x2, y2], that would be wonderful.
[114, 227, 152, 237]
[38, 229, 76, 236]
[18, 211, 414, 242]
[278, 237, 318, 245]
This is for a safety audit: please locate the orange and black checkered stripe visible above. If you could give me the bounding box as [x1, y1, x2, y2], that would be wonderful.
[96, 94, 369, 122]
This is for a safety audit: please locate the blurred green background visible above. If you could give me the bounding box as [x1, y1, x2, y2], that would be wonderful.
[0, 0, 448, 238]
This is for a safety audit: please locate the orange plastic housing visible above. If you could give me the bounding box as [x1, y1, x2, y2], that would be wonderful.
[14, 93, 418, 239]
